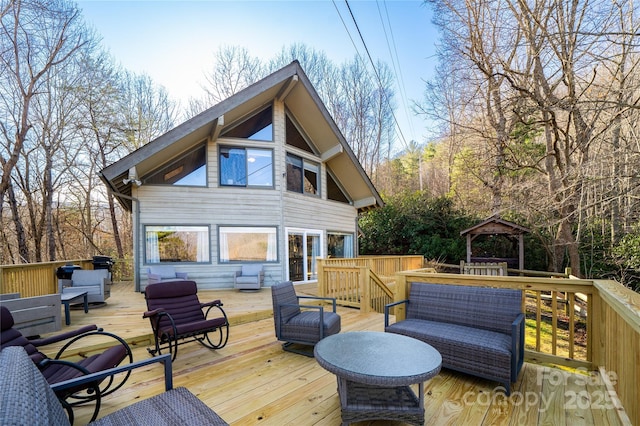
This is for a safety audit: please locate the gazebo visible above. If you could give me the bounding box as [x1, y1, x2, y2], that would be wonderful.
[459, 216, 530, 271]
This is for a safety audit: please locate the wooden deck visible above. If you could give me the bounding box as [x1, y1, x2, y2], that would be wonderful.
[46, 281, 626, 426]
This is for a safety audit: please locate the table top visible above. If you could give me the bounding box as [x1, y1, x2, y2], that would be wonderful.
[60, 289, 88, 301]
[314, 331, 442, 387]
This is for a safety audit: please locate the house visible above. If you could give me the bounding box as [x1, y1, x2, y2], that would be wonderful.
[100, 61, 383, 291]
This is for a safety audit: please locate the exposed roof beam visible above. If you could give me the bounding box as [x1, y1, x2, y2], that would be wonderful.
[353, 196, 377, 209]
[276, 75, 298, 101]
[320, 144, 343, 162]
[209, 116, 224, 142]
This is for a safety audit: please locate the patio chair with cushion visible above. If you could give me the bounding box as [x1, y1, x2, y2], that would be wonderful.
[1, 346, 229, 425]
[147, 265, 188, 285]
[271, 281, 341, 356]
[143, 280, 230, 361]
[233, 263, 264, 290]
[66, 269, 111, 304]
[0, 306, 133, 424]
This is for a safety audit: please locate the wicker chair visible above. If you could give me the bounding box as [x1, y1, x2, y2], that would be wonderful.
[271, 281, 341, 356]
[1, 346, 229, 425]
[0, 306, 133, 423]
[143, 280, 229, 361]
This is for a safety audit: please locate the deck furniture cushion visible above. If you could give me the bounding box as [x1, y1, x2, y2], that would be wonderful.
[271, 281, 341, 356]
[385, 283, 524, 394]
[147, 266, 188, 285]
[0, 306, 133, 423]
[0, 347, 229, 426]
[234, 264, 264, 290]
[143, 280, 229, 360]
[67, 269, 111, 304]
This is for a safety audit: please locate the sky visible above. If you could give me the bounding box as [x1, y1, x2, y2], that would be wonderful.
[76, 0, 439, 152]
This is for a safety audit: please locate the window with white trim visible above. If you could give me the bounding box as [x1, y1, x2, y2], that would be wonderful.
[145, 225, 210, 263]
[218, 226, 278, 263]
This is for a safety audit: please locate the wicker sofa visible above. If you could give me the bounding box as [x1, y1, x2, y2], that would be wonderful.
[384, 282, 524, 394]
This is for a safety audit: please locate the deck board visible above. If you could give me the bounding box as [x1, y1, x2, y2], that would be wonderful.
[44, 282, 624, 426]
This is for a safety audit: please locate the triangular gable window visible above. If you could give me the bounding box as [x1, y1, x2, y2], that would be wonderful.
[143, 144, 206, 186]
[327, 170, 350, 204]
[286, 113, 315, 154]
[222, 105, 273, 141]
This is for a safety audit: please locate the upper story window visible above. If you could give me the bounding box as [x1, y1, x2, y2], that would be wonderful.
[286, 153, 319, 196]
[220, 146, 273, 187]
[222, 105, 273, 141]
[143, 144, 206, 186]
[286, 113, 315, 154]
[327, 170, 351, 204]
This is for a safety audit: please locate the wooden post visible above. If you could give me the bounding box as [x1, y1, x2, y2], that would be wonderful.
[317, 258, 325, 298]
[395, 273, 407, 321]
[360, 267, 370, 313]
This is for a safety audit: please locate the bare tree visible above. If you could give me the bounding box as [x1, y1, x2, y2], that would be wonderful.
[424, 0, 640, 276]
[0, 0, 90, 262]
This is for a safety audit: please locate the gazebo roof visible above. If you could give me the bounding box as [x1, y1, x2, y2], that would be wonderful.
[460, 216, 530, 237]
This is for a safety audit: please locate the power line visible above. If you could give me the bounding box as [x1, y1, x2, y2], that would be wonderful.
[341, 0, 410, 150]
[378, 0, 415, 142]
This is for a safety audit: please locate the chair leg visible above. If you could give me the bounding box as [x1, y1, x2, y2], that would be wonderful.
[282, 342, 315, 357]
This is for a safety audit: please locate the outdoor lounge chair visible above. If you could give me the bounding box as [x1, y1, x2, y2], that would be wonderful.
[0, 306, 133, 424]
[271, 281, 341, 356]
[143, 280, 229, 361]
[146, 265, 188, 285]
[67, 269, 111, 304]
[1, 346, 229, 425]
[233, 263, 264, 290]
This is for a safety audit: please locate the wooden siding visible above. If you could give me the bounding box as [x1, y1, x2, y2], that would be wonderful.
[133, 99, 360, 290]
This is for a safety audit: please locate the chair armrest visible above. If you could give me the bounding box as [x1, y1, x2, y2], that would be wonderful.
[51, 353, 173, 394]
[143, 308, 165, 319]
[29, 325, 99, 347]
[511, 313, 525, 382]
[298, 295, 337, 312]
[201, 300, 223, 308]
[384, 299, 408, 328]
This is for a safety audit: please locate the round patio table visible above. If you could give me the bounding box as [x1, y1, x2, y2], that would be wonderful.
[314, 331, 442, 426]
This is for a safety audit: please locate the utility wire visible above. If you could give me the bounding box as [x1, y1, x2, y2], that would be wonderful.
[343, 0, 409, 150]
[378, 0, 415, 142]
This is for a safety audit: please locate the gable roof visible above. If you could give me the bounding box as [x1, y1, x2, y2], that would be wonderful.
[460, 215, 530, 236]
[100, 61, 383, 212]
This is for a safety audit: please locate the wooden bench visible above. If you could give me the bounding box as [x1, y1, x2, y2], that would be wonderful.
[385, 282, 524, 394]
[0, 294, 61, 337]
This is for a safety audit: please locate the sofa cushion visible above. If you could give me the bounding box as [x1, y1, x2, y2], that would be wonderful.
[71, 269, 109, 286]
[386, 318, 512, 381]
[406, 283, 521, 334]
[149, 265, 180, 279]
[241, 264, 262, 276]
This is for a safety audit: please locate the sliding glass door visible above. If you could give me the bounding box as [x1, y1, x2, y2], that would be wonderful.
[287, 229, 322, 282]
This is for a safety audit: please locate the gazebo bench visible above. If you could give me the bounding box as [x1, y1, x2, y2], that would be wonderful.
[384, 282, 524, 395]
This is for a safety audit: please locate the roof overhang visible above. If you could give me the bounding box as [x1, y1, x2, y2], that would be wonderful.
[100, 61, 383, 212]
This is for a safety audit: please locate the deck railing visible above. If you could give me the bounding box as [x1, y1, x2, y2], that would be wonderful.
[0, 259, 94, 297]
[393, 271, 639, 426]
[316, 256, 424, 312]
[0, 258, 132, 298]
